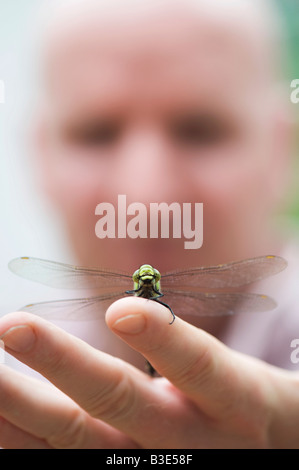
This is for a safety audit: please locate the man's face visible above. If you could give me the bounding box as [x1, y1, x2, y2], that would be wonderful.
[38, 1, 287, 271]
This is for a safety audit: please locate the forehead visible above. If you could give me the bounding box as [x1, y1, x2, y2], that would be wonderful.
[41, 0, 272, 113]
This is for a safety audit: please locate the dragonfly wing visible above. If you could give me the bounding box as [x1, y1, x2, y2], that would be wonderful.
[18, 292, 128, 320]
[8, 257, 132, 290]
[162, 255, 287, 289]
[162, 289, 277, 317]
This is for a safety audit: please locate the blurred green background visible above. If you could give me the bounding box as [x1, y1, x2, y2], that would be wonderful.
[277, 0, 299, 78]
[274, 0, 299, 228]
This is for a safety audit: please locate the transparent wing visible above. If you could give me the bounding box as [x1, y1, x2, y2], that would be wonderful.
[162, 255, 287, 289]
[16, 290, 277, 321]
[8, 257, 132, 290]
[162, 289, 277, 317]
[17, 291, 128, 320]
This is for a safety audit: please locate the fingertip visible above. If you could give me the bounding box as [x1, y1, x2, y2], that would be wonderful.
[0, 325, 37, 353]
[0, 311, 36, 333]
[105, 297, 146, 334]
[106, 296, 174, 336]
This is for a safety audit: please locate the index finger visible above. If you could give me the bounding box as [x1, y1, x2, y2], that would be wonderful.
[106, 297, 267, 420]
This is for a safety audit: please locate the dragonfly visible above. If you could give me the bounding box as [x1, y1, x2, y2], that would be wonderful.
[8, 255, 287, 323]
[9, 255, 287, 376]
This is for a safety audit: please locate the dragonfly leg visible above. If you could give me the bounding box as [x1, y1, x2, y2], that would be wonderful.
[125, 288, 140, 295]
[151, 296, 176, 325]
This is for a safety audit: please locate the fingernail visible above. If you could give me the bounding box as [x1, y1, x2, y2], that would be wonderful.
[0, 325, 36, 353]
[112, 314, 146, 334]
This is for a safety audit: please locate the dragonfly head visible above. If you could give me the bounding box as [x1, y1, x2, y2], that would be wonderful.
[133, 264, 161, 290]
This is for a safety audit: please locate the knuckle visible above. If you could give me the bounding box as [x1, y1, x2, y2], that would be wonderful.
[47, 407, 87, 449]
[84, 371, 137, 424]
[37, 347, 71, 381]
[174, 346, 217, 391]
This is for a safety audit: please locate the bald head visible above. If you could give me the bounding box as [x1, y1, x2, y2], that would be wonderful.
[37, 0, 284, 88]
[33, 0, 291, 270]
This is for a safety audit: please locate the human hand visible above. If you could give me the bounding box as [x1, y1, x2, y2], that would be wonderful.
[0, 298, 298, 448]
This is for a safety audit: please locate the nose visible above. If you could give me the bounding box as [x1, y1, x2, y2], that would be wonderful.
[113, 125, 180, 204]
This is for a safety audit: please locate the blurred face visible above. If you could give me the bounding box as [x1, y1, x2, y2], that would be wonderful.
[37, 0, 288, 272]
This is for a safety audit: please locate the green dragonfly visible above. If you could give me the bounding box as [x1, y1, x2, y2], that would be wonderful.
[8, 255, 287, 323]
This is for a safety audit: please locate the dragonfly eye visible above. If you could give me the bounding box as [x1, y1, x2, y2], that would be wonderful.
[153, 268, 161, 281]
[132, 269, 140, 282]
